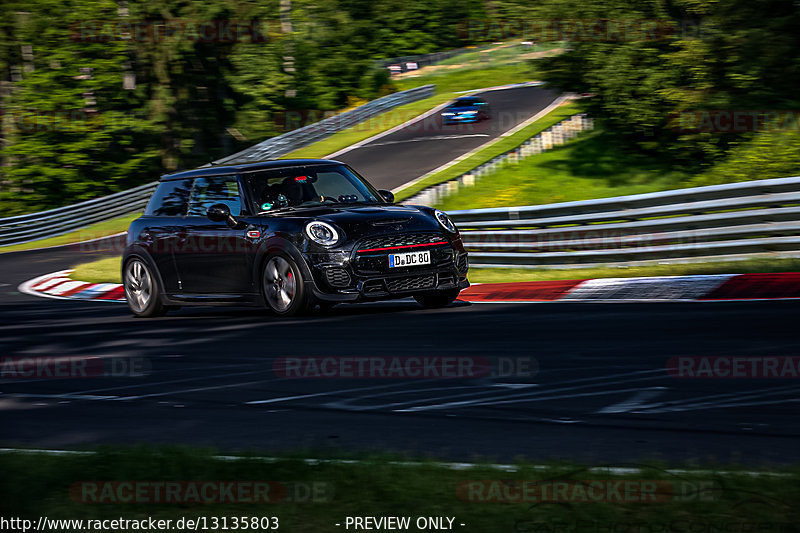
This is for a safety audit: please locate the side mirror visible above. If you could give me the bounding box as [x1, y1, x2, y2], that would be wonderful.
[207, 203, 241, 229]
[378, 189, 395, 203]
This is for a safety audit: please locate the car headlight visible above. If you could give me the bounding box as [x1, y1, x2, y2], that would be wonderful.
[434, 209, 458, 233]
[305, 221, 340, 246]
[441, 112, 455, 116]
[460, 110, 478, 115]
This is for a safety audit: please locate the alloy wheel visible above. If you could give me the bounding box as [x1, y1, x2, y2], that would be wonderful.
[124, 259, 153, 313]
[263, 256, 297, 312]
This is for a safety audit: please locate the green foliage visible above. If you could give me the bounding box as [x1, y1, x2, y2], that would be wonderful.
[1, 0, 162, 213]
[0, 0, 492, 215]
[535, 0, 800, 169]
[689, 128, 800, 186]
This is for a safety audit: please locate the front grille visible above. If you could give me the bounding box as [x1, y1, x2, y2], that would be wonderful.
[357, 232, 446, 252]
[386, 275, 435, 293]
[456, 253, 469, 273]
[324, 267, 351, 288]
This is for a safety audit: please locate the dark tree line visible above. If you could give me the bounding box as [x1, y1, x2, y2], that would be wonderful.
[3, 0, 799, 214]
[0, 0, 487, 214]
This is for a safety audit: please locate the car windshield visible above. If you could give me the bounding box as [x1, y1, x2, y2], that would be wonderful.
[243, 164, 383, 213]
[453, 98, 479, 107]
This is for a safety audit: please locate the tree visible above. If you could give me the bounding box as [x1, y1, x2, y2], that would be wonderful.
[1, 0, 161, 213]
[534, 0, 800, 168]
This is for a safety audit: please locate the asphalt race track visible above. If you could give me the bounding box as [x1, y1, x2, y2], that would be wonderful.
[1, 241, 800, 465]
[1, 87, 798, 466]
[336, 85, 559, 190]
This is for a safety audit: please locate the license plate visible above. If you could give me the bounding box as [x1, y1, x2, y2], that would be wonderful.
[388, 250, 431, 268]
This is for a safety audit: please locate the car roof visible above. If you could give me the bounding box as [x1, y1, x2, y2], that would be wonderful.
[159, 159, 343, 181]
[453, 97, 484, 103]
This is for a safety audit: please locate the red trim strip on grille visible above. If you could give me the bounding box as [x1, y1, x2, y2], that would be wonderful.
[357, 241, 447, 253]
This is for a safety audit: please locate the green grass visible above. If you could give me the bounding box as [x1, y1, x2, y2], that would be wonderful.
[283, 61, 542, 160]
[72, 255, 122, 283]
[467, 258, 800, 284]
[0, 212, 139, 254]
[433, 126, 689, 211]
[1, 446, 798, 532]
[395, 102, 581, 200]
[71, 255, 800, 287]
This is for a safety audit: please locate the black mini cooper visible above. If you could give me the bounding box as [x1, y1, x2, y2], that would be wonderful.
[123, 159, 469, 317]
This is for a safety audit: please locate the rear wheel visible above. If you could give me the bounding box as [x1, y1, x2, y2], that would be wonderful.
[124, 258, 166, 318]
[414, 288, 460, 309]
[262, 254, 313, 316]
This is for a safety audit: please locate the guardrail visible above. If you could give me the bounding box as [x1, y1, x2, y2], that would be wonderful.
[448, 176, 800, 269]
[212, 84, 435, 165]
[5, 174, 800, 266]
[0, 182, 157, 247]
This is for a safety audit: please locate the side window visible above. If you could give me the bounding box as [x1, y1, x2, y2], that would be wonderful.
[187, 176, 242, 217]
[145, 179, 192, 216]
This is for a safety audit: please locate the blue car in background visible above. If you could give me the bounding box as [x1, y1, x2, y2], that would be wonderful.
[441, 96, 491, 125]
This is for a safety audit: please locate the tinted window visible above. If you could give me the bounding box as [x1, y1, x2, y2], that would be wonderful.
[145, 179, 192, 216]
[243, 164, 381, 212]
[187, 176, 242, 216]
[313, 170, 367, 199]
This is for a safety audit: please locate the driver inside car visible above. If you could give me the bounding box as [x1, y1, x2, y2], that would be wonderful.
[259, 174, 346, 210]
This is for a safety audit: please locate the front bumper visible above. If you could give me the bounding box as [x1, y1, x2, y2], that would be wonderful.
[304, 240, 469, 302]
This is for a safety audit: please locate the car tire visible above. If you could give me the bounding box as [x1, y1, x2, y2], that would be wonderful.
[414, 288, 460, 309]
[123, 258, 167, 318]
[262, 254, 314, 316]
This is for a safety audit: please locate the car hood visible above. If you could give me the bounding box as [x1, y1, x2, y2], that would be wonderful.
[270, 204, 442, 239]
